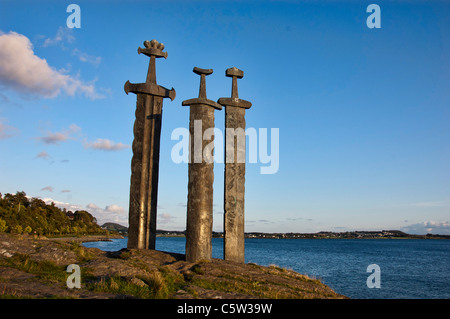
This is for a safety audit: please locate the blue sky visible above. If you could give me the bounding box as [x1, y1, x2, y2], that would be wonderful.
[0, 0, 449, 234]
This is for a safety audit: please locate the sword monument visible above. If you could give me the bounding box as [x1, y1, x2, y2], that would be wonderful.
[182, 67, 222, 262]
[124, 40, 175, 250]
[218, 67, 252, 263]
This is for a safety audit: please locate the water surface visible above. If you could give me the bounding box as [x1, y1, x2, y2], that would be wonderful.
[83, 237, 450, 299]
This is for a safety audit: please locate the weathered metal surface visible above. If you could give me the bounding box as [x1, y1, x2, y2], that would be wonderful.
[182, 67, 222, 262]
[125, 40, 175, 250]
[218, 67, 252, 263]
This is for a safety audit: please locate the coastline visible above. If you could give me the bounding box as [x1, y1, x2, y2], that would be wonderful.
[0, 232, 346, 299]
[155, 229, 450, 240]
[42, 233, 124, 243]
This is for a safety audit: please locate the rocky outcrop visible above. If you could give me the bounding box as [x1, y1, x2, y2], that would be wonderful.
[0, 233, 347, 299]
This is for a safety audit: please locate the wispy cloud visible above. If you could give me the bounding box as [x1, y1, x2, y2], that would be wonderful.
[0, 92, 21, 108]
[0, 30, 105, 100]
[83, 138, 130, 151]
[401, 220, 450, 235]
[286, 217, 313, 222]
[0, 118, 18, 139]
[158, 213, 176, 225]
[394, 200, 450, 208]
[409, 200, 450, 207]
[72, 48, 102, 66]
[41, 26, 75, 48]
[37, 124, 81, 145]
[35, 150, 50, 160]
[41, 186, 54, 192]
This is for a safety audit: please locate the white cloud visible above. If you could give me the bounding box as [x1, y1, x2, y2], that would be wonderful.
[0, 30, 105, 99]
[86, 203, 128, 226]
[105, 204, 125, 214]
[41, 186, 54, 192]
[86, 203, 100, 210]
[401, 220, 450, 235]
[42, 197, 84, 213]
[83, 138, 130, 151]
[37, 124, 81, 145]
[38, 198, 128, 226]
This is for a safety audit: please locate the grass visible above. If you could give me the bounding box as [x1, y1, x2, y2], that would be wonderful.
[0, 253, 65, 283]
[88, 271, 175, 299]
[69, 241, 95, 263]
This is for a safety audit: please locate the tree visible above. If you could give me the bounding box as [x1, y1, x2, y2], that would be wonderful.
[0, 191, 106, 236]
[0, 218, 7, 232]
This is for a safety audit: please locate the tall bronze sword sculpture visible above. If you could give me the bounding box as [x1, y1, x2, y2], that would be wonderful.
[124, 40, 175, 249]
[182, 67, 222, 262]
[218, 67, 252, 263]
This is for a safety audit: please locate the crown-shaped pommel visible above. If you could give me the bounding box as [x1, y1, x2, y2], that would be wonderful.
[138, 39, 168, 58]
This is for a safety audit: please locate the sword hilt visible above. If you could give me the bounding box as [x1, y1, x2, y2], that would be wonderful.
[218, 67, 251, 109]
[124, 40, 176, 101]
[226, 67, 243, 99]
[182, 67, 222, 110]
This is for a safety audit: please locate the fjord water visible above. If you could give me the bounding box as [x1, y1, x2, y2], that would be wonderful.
[83, 237, 450, 299]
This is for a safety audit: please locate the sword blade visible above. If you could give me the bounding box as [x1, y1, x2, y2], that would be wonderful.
[144, 95, 163, 250]
[224, 106, 246, 263]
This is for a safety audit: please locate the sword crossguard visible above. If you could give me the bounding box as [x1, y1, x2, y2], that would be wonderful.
[218, 67, 252, 109]
[124, 80, 176, 101]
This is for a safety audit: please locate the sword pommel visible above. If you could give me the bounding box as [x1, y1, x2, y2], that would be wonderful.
[138, 39, 168, 59]
[225, 67, 244, 79]
[193, 67, 213, 76]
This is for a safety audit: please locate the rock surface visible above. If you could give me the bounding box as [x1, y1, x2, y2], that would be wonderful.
[0, 233, 347, 299]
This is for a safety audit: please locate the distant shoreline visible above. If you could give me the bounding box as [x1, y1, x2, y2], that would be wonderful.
[100, 223, 450, 240]
[154, 229, 450, 240]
